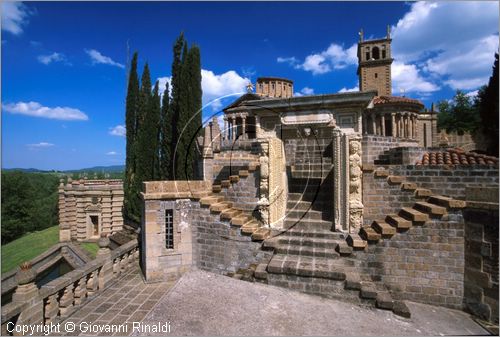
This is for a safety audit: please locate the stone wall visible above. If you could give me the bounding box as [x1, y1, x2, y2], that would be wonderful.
[357, 211, 465, 309]
[463, 187, 499, 323]
[361, 135, 419, 165]
[58, 179, 124, 242]
[386, 165, 499, 200]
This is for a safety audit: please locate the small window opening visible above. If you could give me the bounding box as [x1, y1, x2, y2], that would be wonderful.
[165, 209, 174, 249]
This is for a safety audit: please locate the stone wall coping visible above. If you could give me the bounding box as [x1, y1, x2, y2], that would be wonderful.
[1, 301, 25, 324]
[142, 180, 210, 197]
[466, 201, 499, 210]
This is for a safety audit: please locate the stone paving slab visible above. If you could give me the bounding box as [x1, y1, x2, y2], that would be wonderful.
[52, 265, 175, 336]
[136, 269, 488, 336]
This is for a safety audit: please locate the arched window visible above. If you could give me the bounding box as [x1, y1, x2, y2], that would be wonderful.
[372, 46, 380, 60]
[365, 47, 370, 61]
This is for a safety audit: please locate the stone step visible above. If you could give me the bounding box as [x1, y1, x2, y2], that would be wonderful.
[275, 245, 339, 259]
[282, 229, 345, 240]
[277, 236, 342, 249]
[284, 219, 333, 231]
[344, 272, 362, 290]
[212, 185, 222, 193]
[399, 207, 429, 223]
[387, 176, 405, 184]
[254, 263, 268, 280]
[286, 201, 313, 211]
[221, 180, 231, 188]
[287, 210, 324, 220]
[401, 182, 418, 191]
[360, 282, 378, 299]
[346, 234, 367, 250]
[247, 164, 258, 171]
[220, 208, 242, 221]
[359, 226, 381, 242]
[335, 241, 353, 256]
[371, 220, 397, 237]
[251, 227, 271, 241]
[238, 170, 249, 177]
[413, 201, 447, 216]
[385, 214, 412, 230]
[231, 214, 252, 227]
[415, 188, 433, 198]
[290, 171, 330, 179]
[192, 191, 210, 199]
[210, 202, 233, 213]
[240, 221, 260, 234]
[374, 169, 389, 178]
[392, 301, 411, 318]
[267, 255, 346, 280]
[427, 195, 466, 209]
[376, 292, 394, 310]
[200, 195, 224, 206]
[229, 175, 240, 183]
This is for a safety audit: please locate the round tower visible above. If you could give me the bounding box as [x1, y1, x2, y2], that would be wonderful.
[256, 77, 294, 98]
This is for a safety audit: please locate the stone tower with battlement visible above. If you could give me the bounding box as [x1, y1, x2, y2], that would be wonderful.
[357, 27, 393, 96]
[256, 77, 293, 98]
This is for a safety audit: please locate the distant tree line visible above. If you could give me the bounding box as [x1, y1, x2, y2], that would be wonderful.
[1, 171, 60, 244]
[437, 53, 499, 156]
[124, 33, 202, 223]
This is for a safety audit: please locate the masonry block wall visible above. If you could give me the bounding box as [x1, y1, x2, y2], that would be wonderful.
[191, 203, 272, 274]
[362, 135, 418, 164]
[387, 165, 499, 200]
[357, 211, 465, 309]
[362, 171, 415, 225]
[219, 171, 259, 212]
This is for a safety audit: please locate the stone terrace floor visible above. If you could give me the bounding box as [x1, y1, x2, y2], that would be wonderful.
[55, 265, 489, 336]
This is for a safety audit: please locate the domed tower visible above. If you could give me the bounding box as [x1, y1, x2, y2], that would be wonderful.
[357, 26, 393, 96]
[256, 77, 294, 98]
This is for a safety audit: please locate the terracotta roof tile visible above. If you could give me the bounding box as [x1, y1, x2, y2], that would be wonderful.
[416, 148, 499, 167]
[372, 95, 424, 107]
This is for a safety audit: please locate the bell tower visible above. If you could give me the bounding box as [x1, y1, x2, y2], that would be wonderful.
[357, 26, 393, 96]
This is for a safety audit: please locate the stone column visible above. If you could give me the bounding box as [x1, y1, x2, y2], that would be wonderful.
[362, 115, 367, 135]
[372, 116, 377, 135]
[255, 115, 261, 138]
[381, 113, 386, 136]
[97, 234, 114, 290]
[391, 113, 396, 137]
[12, 262, 44, 326]
[241, 115, 246, 139]
[232, 116, 237, 140]
[409, 116, 413, 139]
[223, 117, 228, 140]
[405, 115, 409, 138]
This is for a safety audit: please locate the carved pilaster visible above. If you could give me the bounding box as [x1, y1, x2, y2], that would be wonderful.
[348, 136, 363, 233]
[257, 142, 270, 226]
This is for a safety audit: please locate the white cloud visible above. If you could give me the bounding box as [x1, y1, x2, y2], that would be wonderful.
[106, 151, 118, 156]
[37, 52, 69, 65]
[465, 90, 479, 98]
[338, 86, 359, 93]
[27, 142, 54, 148]
[294, 87, 315, 96]
[2, 101, 89, 121]
[85, 49, 124, 68]
[392, 61, 439, 94]
[155, 69, 248, 112]
[1, 2, 32, 35]
[279, 43, 357, 75]
[157, 77, 172, 97]
[109, 125, 126, 137]
[392, 1, 499, 90]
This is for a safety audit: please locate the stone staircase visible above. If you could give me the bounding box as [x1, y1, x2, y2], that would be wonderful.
[197, 162, 272, 241]
[346, 167, 467, 250]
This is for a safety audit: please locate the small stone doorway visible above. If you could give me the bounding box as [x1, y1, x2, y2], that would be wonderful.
[87, 213, 100, 239]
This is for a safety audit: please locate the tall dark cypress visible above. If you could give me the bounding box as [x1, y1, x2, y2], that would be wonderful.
[150, 81, 162, 180]
[176, 42, 190, 179]
[159, 82, 172, 179]
[186, 45, 202, 179]
[124, 52, 139, 221]
[478, 53, 499, 156]
[130, 63, 152, 222]
[170, 33, 185, 179]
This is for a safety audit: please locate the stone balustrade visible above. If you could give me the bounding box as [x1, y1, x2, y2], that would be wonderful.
[1, 239, 138, 335]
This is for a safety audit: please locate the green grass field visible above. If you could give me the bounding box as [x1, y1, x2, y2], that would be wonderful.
[79, 242, 99, 258]
[1, 226, 59, 274]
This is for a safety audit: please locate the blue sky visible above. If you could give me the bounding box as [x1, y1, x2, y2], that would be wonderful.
[2, 1, 498, 170]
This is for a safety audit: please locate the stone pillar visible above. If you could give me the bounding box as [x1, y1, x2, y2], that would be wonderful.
[255, 115, 261, 138]
[372, 116, 377, 136]
[348, 136, 363, 233]
[409, 116, 413, 139]
[413, 115, 418, 139]
[241, 116, 246, 139]
[391, 113, 396, 137]
[405, 115, 409, 138]
[381, 113, 386, 136]
[12, 262, 44, 328]
[362, 115, 367, 135]
[223, 117, 228, 140]
[232, 116, 237, 140]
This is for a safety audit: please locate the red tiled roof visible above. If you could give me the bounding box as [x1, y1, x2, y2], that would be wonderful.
[372, 95, 424, 107]
[416, 148, 499, 166]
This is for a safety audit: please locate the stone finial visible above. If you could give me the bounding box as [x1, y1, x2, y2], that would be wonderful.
[387, 25, 391, 39]
[16, 262, 36, 285]
[359, 28, 364, 42]
[98, 232, 110, 249]
[246, 82, 254, 93]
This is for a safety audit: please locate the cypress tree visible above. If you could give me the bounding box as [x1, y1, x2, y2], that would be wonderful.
[130, 63, 152, 222]
[185, 45, 202, 179]
[150, 81, 161, 180]
[170, 33, 185, 179]
[176, 42, 191, 180]
[477, 53, 499, 156]
[124, 52, 139, 221]
[160, 82, 172, 179]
